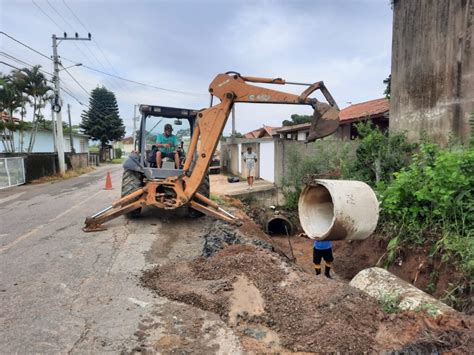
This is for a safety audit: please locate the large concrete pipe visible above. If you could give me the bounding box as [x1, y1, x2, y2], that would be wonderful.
[350, 267, 455, 315]
[298, 179, 379, 240]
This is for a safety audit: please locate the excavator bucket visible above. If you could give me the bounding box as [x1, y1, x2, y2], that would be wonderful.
[307, 102, 340, 142]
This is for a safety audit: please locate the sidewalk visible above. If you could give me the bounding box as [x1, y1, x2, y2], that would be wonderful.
[210, 174, 275, 197]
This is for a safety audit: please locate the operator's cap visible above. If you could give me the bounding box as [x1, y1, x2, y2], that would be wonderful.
[164, 123, 173, 131]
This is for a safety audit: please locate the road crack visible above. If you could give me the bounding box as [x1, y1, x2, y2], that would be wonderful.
[67, 322, 91, 354]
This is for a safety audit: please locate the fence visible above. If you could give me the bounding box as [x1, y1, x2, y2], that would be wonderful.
[0, 157, 26, 190]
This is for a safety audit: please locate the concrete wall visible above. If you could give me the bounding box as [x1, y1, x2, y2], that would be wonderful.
[259, 141, 275, 183]
[66, 153, 89, 170]
[1, 152, 91, 182]
[0, 153, 58, 183]
[390, 0, 474, 145]
[273, 138, 357, 186]
[221, 138, 273, 179]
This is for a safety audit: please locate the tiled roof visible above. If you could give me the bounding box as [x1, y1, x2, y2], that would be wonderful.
[340, 98, 389, 122]
[275, 122, 311, 134]
[244, 125, 280, 138]
[0, 112, 20, 122]
[275, 98, 389, 133]
[121, 137, 134, 144]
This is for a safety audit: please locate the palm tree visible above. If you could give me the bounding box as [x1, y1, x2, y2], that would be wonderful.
[10, 69, 29, 152]
[0, 75, 22, 152]
[21, 66, 52, 152]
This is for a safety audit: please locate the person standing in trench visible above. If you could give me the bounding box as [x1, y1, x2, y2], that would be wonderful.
[314, 240, 333, 278]
[243, 146, 257, 190]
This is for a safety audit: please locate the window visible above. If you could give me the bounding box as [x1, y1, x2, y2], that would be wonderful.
[80, 139, 87, 153]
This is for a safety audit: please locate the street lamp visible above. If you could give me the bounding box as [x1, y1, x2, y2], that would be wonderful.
[60, 63, 82, 71]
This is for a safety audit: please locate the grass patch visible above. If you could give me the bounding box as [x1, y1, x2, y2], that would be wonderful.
[31, 166, 96, 184]
[378, 292, 402, 314]
[414, 303, 439, 317]
[210, 194, 225, 205]
[111, 158, 125, 164]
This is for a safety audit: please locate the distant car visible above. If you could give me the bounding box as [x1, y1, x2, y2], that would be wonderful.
[208, 156, 220, 174]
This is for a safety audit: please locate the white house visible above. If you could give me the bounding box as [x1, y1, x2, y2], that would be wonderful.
[1, 128, 90, 153]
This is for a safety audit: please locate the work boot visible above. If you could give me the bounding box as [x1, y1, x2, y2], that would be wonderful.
[324, 266, 331, 278]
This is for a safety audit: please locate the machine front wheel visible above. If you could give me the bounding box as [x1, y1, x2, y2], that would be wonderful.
[121, 170, 143, 218]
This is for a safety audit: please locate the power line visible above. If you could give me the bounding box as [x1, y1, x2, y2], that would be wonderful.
[61, 85, 84, 105]
[46, 0, 75, 30]
[62, 0, 88, 31]
[60, 63, 89, 96]
[33, 0, 98, 76]
[32, 0, 63, 31]
[61, 82, 122, 118]
[61, 0, 133, 92]
[81, 65, 207, 96]
[1, 32, 206, 98]
[0, 32, 52, 62]
[0, 58, 110, 123]
[0, 51, 54, 76]
[61, 84, 119, 122]
[52, 0, 131, 94]
[0, 61, 23, 71]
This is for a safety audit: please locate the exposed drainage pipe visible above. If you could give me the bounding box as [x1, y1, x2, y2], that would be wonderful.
[298, 179, 379, 240]
[350, 267, 455, 315]
[266, 216, 294, 235]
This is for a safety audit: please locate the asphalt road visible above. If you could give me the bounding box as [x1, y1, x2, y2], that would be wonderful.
[0, 164, 243, 353]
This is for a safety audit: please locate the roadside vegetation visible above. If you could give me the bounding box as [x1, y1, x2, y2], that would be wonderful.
[31, 166, 95, 184]
[282, 122, 473, 310]
[0, 66, 53, 153]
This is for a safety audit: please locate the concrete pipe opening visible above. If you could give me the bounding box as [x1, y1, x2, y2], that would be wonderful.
[266, 216, 294, 236]
[298, 179, 379, 241]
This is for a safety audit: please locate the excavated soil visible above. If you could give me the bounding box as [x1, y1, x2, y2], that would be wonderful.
[245, 202, 472, 313]
[142, 221, 474, 353]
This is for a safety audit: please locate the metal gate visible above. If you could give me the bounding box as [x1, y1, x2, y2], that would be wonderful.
[0, 157, 25, 189]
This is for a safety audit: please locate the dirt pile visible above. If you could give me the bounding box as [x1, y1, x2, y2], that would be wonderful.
[141, 219, 473, 353]
[201, 222, 273, 257]
[141, 240, 474, 353]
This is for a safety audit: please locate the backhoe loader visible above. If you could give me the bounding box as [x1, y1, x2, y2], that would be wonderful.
[83, 72, 340, 232]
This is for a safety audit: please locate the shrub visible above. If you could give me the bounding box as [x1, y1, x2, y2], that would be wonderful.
[344, 122, 416, 186]
[379, 143, 474, 273]
[281, 140, 354, 209]
[114, 147, 123, 159]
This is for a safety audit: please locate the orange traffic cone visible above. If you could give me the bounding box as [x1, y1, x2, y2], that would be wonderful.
[104, 172, 113, 190]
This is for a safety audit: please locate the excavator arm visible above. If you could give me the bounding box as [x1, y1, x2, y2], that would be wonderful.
[83, 72, 340, 232]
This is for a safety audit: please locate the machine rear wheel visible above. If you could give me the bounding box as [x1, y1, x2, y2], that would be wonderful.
[121, 170, 143, 218]
[188, 174, 210, 218]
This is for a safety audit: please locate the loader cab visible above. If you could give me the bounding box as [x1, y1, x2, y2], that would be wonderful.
[137, 105, 199, 180]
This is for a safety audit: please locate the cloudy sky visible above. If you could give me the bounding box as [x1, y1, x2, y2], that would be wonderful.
[1, 0, 393, 137]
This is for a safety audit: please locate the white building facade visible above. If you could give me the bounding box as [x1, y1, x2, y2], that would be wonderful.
[1, 129, 89, 153]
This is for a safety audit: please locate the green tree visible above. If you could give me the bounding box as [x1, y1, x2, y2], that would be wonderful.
[19, 66, 53, 152]
[383, 74, 391, 99]
[282, 114, 313, 126]
[345, 122, 415, 185]
[9, 69, 29, 152]
[0, 75, 22, 152]
[80, 86, 125, 158]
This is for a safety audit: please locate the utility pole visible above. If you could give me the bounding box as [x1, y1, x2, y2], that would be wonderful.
[67, 104, 75, 153]
[51, 32, 91, 173]
[231, 105, 236, 143]
[51, 103, 57, 152]
[132, 104, 138, 149]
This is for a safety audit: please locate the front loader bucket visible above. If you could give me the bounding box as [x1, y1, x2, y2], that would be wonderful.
[307, 103, 340, 142]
